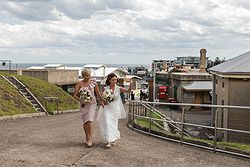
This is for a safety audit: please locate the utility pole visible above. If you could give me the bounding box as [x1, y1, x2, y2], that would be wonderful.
[153, 61, 156, 101]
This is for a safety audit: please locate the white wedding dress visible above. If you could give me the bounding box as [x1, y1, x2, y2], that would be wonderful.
[97, 85, 126, 142]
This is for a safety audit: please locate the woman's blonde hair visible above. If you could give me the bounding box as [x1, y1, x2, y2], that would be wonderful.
[81, 68, 91, 77]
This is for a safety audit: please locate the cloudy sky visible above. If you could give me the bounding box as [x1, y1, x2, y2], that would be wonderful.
[0, 0, 250, 65]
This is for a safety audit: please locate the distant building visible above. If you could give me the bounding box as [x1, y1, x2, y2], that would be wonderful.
[83, 64, 105, 70]
[170, 49, 212, 105]
[20, 64, 141, 97]
[28, 64, 83, 78]
[171, 71, 212, 104]
[152, 59, 174, 72]
[22, 69, 79, 95]
[127, 66, 148, 80]
[175, 56, 209, 68]
[208, 51, 250, 143]
[93, 67, 127, 83]
[150, 60, 174, 100]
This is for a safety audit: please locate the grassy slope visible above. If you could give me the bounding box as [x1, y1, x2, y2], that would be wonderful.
[0, 72, 78, 115]
[0, 75, 35, 116]
[14, 75, 78, 114]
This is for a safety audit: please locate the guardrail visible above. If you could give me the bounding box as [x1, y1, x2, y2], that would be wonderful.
[127, 101, 250, 159]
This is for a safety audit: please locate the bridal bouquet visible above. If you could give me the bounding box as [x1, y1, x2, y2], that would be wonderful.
[102, 89, 115, 104]
[79, 89, 93, 103]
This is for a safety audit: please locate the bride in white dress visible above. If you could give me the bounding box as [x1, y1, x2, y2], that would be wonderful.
[97, 73, 132, 148]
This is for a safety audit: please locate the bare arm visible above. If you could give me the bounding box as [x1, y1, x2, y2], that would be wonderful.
[73, 82, 81, 102]
[94, 84, 104, 107]
[120, 80, 132, 93]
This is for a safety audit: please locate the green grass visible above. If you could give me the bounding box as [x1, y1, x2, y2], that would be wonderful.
[136, 118, 163, 132]
[135, 111, 250, 154]
[136, 111, 168, 134]
[0, 75, 35, 116]
[146, 111, 164, 127]
[14, 75, 78, 114]
[218, 141, 250, 153]
[184, 136, 250, 153]
[0, 72, 79, 115]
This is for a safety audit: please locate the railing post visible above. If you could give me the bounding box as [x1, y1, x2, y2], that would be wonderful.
[132, 102, 135, 129]
[137, 101, 139, 116]
[213, 109, 218, 152]
[181, 107, 185, 144]
[149, 105, 153, 134]
[128, 101, 131, 123]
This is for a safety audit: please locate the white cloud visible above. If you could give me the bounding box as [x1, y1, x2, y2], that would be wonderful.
[0, 0, 250, 64]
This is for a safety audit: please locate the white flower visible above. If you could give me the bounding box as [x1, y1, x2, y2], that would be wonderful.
[102, 89, 114, 104]
[79, 89, 93, 102]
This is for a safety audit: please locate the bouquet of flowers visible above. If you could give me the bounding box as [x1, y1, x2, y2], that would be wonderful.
[102, 89, 115, 104]
[79, 89, 93, 103]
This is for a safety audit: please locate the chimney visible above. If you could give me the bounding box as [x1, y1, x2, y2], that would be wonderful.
[199, 48, 207, 73]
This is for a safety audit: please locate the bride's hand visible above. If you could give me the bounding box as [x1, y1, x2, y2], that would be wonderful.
[100, 101, 105, 107]
[79, 99, 85, 104]
[103, 100, 108, 105]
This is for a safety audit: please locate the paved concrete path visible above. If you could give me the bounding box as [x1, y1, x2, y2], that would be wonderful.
[0, 108, 249, 167]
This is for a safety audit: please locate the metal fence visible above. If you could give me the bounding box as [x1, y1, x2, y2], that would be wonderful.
[127, 101, 250, 159]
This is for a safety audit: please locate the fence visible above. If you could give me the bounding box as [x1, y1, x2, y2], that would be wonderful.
[127, 101, 250, 158]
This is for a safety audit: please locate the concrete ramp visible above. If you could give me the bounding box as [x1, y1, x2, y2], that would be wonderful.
[0, 109, 249, 167]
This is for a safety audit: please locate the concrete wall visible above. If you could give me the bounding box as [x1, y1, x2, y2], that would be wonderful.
[22, 70, 79, 85]
[215, 76, 229, 140]
[215, 76, 250, 143]
[183, 91, 211, 105]
[47, 70, 78, 85]
[22, 70, 49, 82]
[228, 79, 250, 143]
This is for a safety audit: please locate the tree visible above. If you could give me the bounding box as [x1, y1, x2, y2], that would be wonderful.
[207, 57, 226, 68]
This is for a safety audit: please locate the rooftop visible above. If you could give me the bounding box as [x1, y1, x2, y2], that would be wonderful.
[183, 81, 212, 91]
[209, 51, 250, 74]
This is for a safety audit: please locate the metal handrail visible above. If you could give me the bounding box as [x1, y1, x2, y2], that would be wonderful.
[133, 101, 193, 136]
[127, 101, 250, 159]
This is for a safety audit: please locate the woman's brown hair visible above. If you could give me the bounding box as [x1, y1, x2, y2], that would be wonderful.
[106, 73, 117, 86]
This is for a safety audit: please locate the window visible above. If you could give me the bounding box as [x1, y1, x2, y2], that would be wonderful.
[222, 82, 224, 88]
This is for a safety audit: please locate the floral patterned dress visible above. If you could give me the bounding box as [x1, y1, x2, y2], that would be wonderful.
[79, 79, 97, 124]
